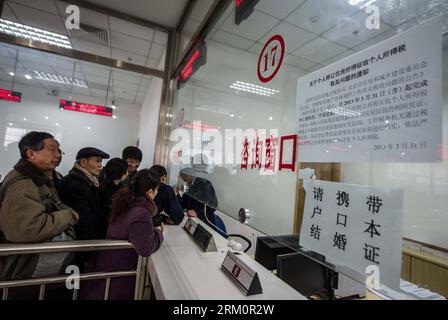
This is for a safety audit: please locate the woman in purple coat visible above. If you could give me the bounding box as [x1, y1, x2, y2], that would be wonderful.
[81, 169, 164, 300]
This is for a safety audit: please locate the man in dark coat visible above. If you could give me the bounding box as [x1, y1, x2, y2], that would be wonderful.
[149, 165, 184, 226]
[57, 147, 110, 241]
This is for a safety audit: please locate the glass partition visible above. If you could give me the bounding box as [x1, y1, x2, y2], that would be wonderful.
[168, 0, 448, 296]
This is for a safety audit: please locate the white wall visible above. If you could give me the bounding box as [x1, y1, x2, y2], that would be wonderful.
[0, 81, 141, 178]
[137, 55, 166, 169]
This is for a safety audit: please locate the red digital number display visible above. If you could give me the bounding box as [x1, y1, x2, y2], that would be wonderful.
[0, 88, 22, 103]
[177, 42, 207, 89]
[59, 100, 113, 117]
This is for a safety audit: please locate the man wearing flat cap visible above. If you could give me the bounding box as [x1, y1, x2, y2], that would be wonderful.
[57, 147, 110, 243]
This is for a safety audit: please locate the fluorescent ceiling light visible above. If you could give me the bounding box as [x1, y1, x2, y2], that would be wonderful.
[229, 81, 280, 97]
[0, 19, 72, 49]
[32, 70, 88, 88]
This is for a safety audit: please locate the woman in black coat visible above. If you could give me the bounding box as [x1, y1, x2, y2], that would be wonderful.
[98, 158, 128, 237]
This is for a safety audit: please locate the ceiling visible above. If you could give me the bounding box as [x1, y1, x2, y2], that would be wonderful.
[79, 0, 189, 28]
[206, 0, 448, 73]
[0, 0, 173, 69]
[0, 41, 153, 105]
[0, 0, 188, 106]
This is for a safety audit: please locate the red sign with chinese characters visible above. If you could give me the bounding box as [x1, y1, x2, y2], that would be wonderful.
[59, 100, 113, 117]
[241, 134, 297, 172]
[257, 34, 285, 83]
[0, 88, 21, 103]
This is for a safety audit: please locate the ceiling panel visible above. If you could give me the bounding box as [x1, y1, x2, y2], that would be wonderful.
[71, 86, 92, 97]
[140, 77, 152, 88]
[259, 21, 316, 53]
[111, 48, 147, 66]
[220, 9, 279, 41]
[285, 0, 360, 35]
[255, 0, 306, 19]
[90, 88, 107, 99]
[110, 31, 151, 56]
[146, 58, 159, 69]
[9, 0, 59, 15]
[247, 42, 264, 56]
[352, 27, 400, 52]
[85, 73, 109, 86]
[0, 57, 16, 68]
[153, 30, 168, 45]
[1, 3, 20, 21]
[80, 62, 111, 78]
[377, 0, 432, 27]
[285, 54, 315, 70]
[149, 42, 166, 60]
[112, 70, 140, 84]
[322, 11, 391, 48]
[292, 36, 347, 63]
[212, 30, 254, 51]
[109, 16, 155, 41]
[78, 0, 188, 28]
[320, 49, 356, 67]
[8, 2, 68, 35]
[70, 37, 111, 57]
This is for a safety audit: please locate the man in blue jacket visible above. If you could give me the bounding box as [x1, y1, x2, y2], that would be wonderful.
[149, 165, 184, 226]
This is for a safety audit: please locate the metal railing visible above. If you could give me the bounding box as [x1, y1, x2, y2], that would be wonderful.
[0, 240, 148, 300]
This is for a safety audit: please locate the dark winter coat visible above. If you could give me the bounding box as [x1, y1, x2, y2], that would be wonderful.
[153, 183, 184, 226]
[57, 167, 103, 240]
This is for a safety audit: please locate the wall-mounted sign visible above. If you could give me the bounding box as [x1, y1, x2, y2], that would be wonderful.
[240, 134, 297, 173]
[235, 0, 260, 25]
[296, 17, 442, 162]
[300, 179, 403, 290]
[177, 42, 207, 89]
[257, 34, 285, 83]
[0, 88, 21, 103]
[59, 100, 113, 117]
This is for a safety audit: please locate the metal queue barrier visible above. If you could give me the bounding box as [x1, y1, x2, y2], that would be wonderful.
[0, 240, 148, 300]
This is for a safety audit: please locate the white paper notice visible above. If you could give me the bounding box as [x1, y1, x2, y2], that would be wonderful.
[300, 180, 404, 290]
[296, 17, 442, 162]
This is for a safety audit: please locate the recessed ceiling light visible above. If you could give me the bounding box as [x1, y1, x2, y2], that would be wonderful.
[24, 74, 32, 80]
[23, 118, 27, 121]
[8, 122, 13, 126]
[32, 70, 88, 88]
[111, 105, 116, 110]
[230, 81, 280, 97]
[55, 122, 60, 126]
[269, 116, 273, 121]
[112, 115, 117, 119]
[8, 72, 14, 76]
[0, 18, 72, 49]
[86, 126, 91, 130]
[230, 114, 234, 118]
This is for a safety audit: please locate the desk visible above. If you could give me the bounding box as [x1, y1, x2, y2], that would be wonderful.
[147, 218, 306, 300]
